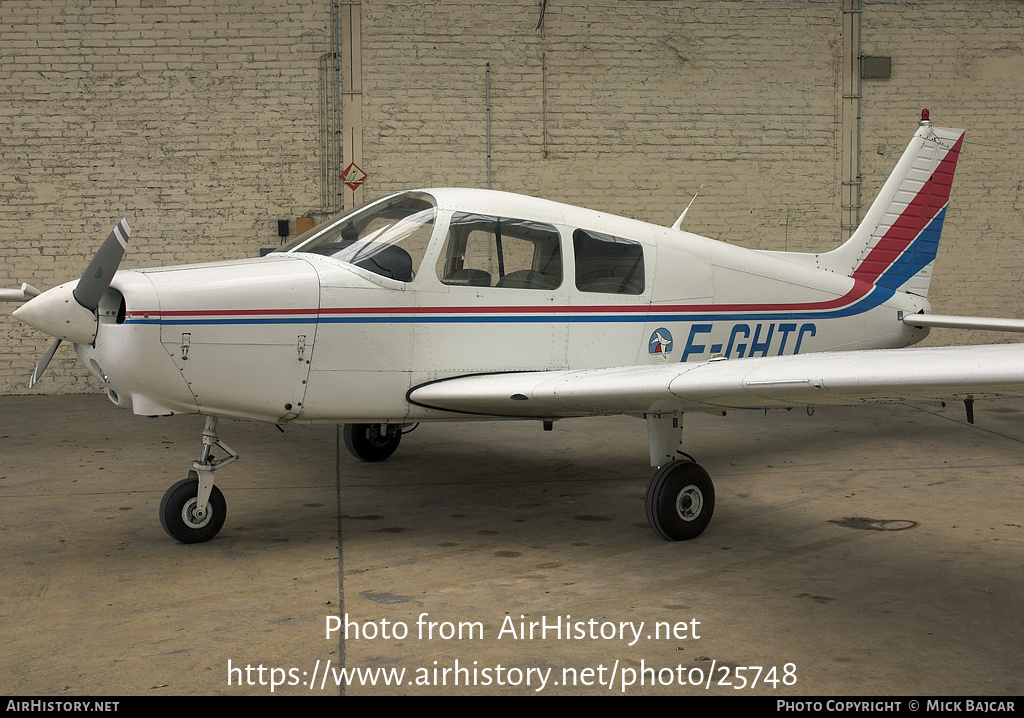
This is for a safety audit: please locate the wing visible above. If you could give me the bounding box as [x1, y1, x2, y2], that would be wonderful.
[408, 343, 1024, 418]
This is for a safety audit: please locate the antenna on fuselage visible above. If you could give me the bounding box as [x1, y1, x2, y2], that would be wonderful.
[670, 184, 703, 231]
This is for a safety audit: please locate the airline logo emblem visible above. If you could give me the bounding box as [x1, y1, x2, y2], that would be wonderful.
[649, 328, 673, 361]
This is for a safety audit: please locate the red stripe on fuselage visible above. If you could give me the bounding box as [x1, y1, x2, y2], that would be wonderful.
[126, 277, 876, 319]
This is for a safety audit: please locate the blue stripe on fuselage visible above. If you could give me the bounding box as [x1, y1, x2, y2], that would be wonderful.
[125, 284, 897, 326]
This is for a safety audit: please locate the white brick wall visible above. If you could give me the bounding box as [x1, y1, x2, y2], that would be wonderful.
[2, 0, 1023, 394]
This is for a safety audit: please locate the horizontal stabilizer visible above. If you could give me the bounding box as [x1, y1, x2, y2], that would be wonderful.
[0, 283, 42, 302]
[903, 314, 1024, 333]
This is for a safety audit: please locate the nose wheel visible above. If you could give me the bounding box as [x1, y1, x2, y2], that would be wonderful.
[159, 472, 227, 544]
[159, 415, 238, 543]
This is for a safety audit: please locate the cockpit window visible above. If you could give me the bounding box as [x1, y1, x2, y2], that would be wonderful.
[436, 213, 562, 290]
[573, 228, 645, 295]
[281, 193, 435, 282]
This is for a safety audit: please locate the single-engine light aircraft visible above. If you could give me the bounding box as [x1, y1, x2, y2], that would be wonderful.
[6, 112, 1024, 543]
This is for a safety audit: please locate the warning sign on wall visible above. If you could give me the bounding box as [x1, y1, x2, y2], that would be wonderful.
[341, 163, 367, 191]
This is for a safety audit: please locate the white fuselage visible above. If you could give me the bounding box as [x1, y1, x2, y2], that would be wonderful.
[77, 188, 930, 423]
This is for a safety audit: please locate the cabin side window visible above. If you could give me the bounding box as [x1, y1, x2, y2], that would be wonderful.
[436, 213, 562, 290]
[572, 228, 645, 295]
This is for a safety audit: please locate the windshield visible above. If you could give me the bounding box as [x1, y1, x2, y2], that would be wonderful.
[281, 193, 436, 282]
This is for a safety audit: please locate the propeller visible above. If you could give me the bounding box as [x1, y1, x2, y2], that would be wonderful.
[29, 337, 63, 388]
[6, 219, 131, 387]
[74, 218, 131, 311]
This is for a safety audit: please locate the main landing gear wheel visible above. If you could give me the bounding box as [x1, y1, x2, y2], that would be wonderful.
[645, 459, 715, 541]
[344, 423, 402, 462]
[159, 472, 227, 544]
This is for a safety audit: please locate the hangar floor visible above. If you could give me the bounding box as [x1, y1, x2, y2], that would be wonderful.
[1, 394, 1022, 696]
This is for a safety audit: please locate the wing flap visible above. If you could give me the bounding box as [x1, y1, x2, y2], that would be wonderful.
[408, 344, 1024, 418]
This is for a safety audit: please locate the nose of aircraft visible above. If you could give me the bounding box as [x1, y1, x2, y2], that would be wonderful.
[13, 280, 100, 344]
[9, 218, 131, 386]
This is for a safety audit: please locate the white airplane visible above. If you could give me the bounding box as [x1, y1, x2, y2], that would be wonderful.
[6, 111, 1024, 544]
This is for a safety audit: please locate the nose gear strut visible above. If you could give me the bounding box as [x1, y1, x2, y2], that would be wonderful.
[159, 416, 239, 543]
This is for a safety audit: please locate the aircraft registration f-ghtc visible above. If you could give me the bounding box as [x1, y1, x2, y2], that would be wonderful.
[8, 112, 1024, 543]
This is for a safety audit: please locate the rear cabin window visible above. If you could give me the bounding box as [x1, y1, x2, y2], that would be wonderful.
[436, 213, 562, 290]
[573, 229, 645, 295]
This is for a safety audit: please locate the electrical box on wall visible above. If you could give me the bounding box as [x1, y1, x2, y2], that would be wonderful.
[861, 56, 891, 79]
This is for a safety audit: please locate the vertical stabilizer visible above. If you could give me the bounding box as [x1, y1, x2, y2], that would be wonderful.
[821, 114, 965, 297]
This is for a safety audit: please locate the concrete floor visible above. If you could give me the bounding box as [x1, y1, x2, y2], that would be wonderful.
[1, 394, 1022, 696]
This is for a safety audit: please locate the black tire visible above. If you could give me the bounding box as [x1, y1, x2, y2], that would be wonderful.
[343, 423, 402, 462]
[645, 460, 715, 541]
[159, 473, 227, 543]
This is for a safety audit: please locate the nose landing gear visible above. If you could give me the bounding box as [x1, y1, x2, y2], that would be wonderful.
[159, 473, 227, 543]
[159, 416, 238, 543]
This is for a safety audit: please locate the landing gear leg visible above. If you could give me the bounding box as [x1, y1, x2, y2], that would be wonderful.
[644, 413, 715, 541]
[159, 416, 239, 543]
[343, 423, 403, 462]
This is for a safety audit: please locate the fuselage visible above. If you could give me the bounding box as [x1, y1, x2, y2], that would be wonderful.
[77, 188, 930, 423]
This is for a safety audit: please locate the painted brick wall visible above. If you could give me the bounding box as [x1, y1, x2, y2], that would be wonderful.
[0, 0, 328, 392]
[2, 0, 1023, 395]
[857, 1, 1024, 346]
[364, 0, 842, 248]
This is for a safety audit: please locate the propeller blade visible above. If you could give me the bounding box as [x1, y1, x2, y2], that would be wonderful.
[29, 338, 62, 388]
[73, 218, 131, 311]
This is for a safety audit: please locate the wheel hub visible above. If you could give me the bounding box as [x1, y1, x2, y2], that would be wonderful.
[675, 485, 703, 522]
[182, 498, 213, 529]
